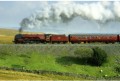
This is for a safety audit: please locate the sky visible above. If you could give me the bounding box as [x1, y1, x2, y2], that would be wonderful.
[0, 1, 104, 28]
[1, 1, 120, 34]
[0, 1, 49, 29]
[0, 1, 78, 28]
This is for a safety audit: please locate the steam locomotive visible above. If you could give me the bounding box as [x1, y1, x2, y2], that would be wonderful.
[13, 33, 120, 44]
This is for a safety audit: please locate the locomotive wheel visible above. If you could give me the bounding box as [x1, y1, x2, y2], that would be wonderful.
[60, 42, 63, 44]
[52, 42, 55, 44]
[29, 41, 34, 44]
[78, 42, 81, 44]
[105, 42, 108, 44]
[64, 42, 67, 44]
[112, 42, 115, 44]
[71, 42, 74, 44]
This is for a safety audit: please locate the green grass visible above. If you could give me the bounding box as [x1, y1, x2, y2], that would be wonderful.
[0, 44, 120, 79]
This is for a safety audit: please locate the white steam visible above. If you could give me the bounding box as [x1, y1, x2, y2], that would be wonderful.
[20, 1, 120, 33]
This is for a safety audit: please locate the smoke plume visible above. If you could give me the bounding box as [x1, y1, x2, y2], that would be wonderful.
[20, 1, 120, 34]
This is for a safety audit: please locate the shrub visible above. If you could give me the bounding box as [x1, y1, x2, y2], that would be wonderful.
[74, 47, 93, 64]
[115, 66, 120, 74]
[74, 47, 107, 66]
[74, 47, 93, 58]
[92, 47, 107, 66]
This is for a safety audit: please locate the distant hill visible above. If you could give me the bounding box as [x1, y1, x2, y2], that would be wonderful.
[0, 28, 44, 36]
[0, 28, 19, 36]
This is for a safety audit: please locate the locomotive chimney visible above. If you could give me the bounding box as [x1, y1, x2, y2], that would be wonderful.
[19, 27, 23, 34]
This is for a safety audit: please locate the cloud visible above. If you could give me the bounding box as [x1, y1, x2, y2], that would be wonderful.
[19, 1, 120, 34]
[20, 1, 114, 29]
[1, 1, 120, 34]
[113, 1, 120, 18]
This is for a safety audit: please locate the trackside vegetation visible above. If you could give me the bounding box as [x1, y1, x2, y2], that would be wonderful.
[74, 47, 108, 66]
[0, 44, 120, 80]
[92, 47, 107, 66]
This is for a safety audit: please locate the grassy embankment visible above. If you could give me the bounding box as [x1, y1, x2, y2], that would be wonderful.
[0, 44, 120, 80]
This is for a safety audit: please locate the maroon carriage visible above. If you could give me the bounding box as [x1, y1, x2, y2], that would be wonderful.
[50, 34, 68, 44]
[69, 34, 118, 43]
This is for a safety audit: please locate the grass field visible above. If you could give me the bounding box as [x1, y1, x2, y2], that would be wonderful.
[0, 44, 120, 80]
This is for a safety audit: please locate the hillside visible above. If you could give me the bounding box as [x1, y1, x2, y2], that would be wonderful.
[0, 44, 120, 80]
[0, 28, 19, 36]
[0, 28, 120, 80]
[0, 28, 18, 44]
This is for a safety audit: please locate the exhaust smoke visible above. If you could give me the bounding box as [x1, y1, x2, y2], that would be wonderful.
[19, 1, 120, 34]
